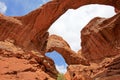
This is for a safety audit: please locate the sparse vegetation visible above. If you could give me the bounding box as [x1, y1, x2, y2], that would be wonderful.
[57, 73, 66, 80]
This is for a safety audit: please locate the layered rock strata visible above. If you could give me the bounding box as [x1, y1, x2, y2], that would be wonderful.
[65, 54, 120, 80]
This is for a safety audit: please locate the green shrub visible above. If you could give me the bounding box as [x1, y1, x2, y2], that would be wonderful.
[57, 73, 66, 80]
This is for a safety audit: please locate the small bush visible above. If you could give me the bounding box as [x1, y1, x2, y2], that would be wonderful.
[57, 73, 66, 80]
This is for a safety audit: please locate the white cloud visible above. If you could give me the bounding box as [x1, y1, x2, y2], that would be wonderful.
[41, 0, 50, 4]
[0, 1, 7, 14]
[56, 65, 67, 74]
[48, 4, 116, 52]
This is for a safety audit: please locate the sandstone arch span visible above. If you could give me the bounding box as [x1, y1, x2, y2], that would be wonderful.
[46, 35, 89, 65]
[0, 0, 120, 66]
[0, 0, 119, 52]
[1, 1, 120, 79]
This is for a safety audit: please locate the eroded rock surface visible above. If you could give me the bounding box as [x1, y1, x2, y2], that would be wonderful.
[81, 12, 120, 62]
[66, 11, 120, 80]
[0, 40, 58, 80]
[47, 35, 89, 65]
[94, 55, 120, 80]
[0, 0, 120, 52]
[66, 54, 120, 80]
[0, 0, 120, 80]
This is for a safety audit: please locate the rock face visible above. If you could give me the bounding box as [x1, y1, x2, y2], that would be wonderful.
[94, 55, 120, 80]
[0, 0, 120, 80]
[66, 9, 120, 80]
[0, 40, 58, 80]
[66, 54, 120, 80]
[0, 0, 120, 52]
[81, 13, 120, 62]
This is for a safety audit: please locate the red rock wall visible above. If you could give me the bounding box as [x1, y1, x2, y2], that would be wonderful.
[66, 8, 120, 80]
[81, 13, 120, 62]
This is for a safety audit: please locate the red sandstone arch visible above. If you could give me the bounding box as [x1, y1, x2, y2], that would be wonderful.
[46, 35, 89, 65]
[0, 0, 120, 65]
[0, 0, 119, 51]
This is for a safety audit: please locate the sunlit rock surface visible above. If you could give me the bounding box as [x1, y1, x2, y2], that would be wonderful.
[46, 35, 89, 65]
[81, 12, 120, 62]
[0, 0, 120, 79]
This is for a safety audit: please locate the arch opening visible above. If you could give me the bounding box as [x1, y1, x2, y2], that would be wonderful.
[45, 51, 68, 74]
[48, 4, 116, 52]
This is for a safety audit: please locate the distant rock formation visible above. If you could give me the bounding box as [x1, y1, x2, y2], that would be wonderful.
[46, 35, 89, 65]
[0, 0, 120, 80]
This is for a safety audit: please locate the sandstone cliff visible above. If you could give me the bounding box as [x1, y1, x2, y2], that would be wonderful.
[81, 12, 120, 63]
[66, 6, 120, 80]
[0, 0, 120, 80]
[65, 11, 120, 80]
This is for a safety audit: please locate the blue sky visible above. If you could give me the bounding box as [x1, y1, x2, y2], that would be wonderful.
[46, 51, 68, 73]
[0, 0, 116, 73]
[0, 0, 49, 16]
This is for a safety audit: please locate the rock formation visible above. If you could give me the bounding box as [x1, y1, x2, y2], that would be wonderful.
[81, 12, 120, 63]
[0, 0, 120, 80]
[65, 7, 120, 80]
[46, 35, 89, 65]
[0, 40, 57, 80]
[65, 54, 120, 80]
[0, 0, 120, 52]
